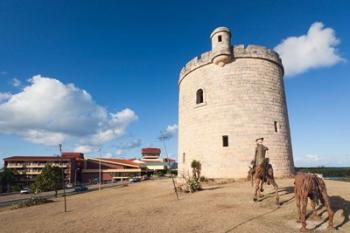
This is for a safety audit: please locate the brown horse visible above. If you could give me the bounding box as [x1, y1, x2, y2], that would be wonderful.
[294, 172, 334, 232]
[252, 159, 279, 205]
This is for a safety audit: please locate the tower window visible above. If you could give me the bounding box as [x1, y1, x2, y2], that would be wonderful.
[196, 89, 204, 104]
[274, 121, 279, 133]
[182, 153, 186, 163]
[218, 35, 222, 42]
[222, 135, 229, 147]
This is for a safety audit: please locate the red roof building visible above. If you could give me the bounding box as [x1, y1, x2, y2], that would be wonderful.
[81, 158, 146, 183]
[3, 153, 85, 184]
[3, 153, 148, 186]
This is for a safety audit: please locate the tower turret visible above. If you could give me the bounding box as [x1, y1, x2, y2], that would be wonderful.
[210, 27, 232, 66]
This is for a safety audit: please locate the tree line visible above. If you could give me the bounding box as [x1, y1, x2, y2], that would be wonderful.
[295, 167, 350, 177]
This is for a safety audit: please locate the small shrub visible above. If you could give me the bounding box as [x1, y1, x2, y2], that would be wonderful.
[10, 184, 21, 192]
[186, 177, 201, 192]
[179, 160, 202, 193]
[11, 196, 52, 209]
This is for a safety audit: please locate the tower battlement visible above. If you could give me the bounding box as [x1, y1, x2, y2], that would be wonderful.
[179, 45, 283, 83]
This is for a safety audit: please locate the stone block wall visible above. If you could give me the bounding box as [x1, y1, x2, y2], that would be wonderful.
[178, 45, 294, 179]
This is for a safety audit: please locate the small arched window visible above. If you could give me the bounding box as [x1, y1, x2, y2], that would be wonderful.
[196, 89, 204, 104]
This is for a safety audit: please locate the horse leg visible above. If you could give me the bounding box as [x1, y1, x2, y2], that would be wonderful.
[300, 195, 309, 232]
[260, 179, 264, 193]
[321, 191, 334, 230]
[310, 199, 320, 220]
[258, 179, 265, 198]
[295, 193, 301, 223]
[267, 167, 279, 205]
[269, 177, 279, 206]
[253, 177, 260, 202]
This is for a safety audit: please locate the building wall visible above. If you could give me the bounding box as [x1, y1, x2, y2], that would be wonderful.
[81, 159, 142, 183]
[82, 172, 113, 183]
[4, 158, 74, 183]
[178, 37, 294, 179]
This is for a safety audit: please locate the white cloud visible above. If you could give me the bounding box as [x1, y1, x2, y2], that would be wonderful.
[159, 124, 178, 140]
[113, 139, 142, 156]
[274, 22, 343, 76]
[0, 92, 12, 103]
[73, 145, 99, 153]
[0, 75, 138, 146]
[80, 108, 138, 146]
[115, 149, 124, 155]
[22, 130, 66, 145]
[304, 154, 320, 162]
[104, 152, 113, 158]
[294, 153, 350, 167]
[11, 78, 21, 87]
[117, 139, 142, 150]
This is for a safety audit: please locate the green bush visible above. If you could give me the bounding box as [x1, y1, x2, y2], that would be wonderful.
[177, 160, 203, 193]
[10, 184, 21, 192]
[11, 196, 53, 209]
[188, 160, 202, 192]
[186, 177, 201, 192]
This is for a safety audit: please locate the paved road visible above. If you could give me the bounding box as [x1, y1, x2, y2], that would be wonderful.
[0, 182, 129, 208]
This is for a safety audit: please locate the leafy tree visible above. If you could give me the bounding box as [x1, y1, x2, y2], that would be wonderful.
[0, 168, 16, 193]
[32, 165, 63, 197]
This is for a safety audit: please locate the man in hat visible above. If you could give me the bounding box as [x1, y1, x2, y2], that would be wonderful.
[251, 137, 270, 196]
[250, 138, 279, 204]
[254, 137, 268, 167]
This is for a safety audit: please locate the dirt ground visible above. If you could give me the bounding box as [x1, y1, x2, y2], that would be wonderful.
[0, 178, 349, 233]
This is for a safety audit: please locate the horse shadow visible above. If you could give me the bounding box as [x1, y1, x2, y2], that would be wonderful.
[259, 186, 295, 205]
[277, 186, 294, 196]
[329, 195, 350, 229]
[309, 195, 350, 230]
[263, 185, 294, 196]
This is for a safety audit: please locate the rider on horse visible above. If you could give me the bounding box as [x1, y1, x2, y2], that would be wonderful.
[250, 138, 279, 204]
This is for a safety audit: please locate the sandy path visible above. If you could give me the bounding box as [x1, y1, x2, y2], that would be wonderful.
[0, 179, 349, 233]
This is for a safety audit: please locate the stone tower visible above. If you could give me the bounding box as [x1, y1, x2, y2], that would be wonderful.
[178, 26, 294, 179]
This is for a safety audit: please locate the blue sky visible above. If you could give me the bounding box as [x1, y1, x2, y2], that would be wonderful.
[0, 0, 349, 167]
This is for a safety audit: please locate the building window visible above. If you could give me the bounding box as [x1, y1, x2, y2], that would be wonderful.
[218, 35, 222, 42]
[182, 153, 186, 163]
[274, 121, 279, 133]
[222, 135, 229, 147]
[196, 89, 204, 104]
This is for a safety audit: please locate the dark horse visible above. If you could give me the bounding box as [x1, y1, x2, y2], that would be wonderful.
[249, 158, 279, 205]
